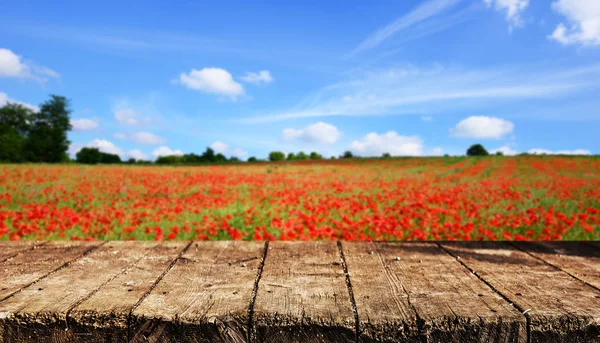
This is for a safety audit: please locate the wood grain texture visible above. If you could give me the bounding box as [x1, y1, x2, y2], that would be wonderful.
[513, 242, 600, 290]
[68, 242, 189, 342]
[0, 241, 157, 343]
[344, 242, 525, 342]
[252, 241, 355, 343]
[131, 241, 265, 343]
[440, 241, 600, 343]
[0, 242, 42, 263]
[0, 241, 99, 301]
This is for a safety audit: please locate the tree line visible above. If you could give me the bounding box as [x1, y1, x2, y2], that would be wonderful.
[1, 96, 586, 165]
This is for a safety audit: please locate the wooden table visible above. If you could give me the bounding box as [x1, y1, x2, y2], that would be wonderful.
[0, 241, 599, 342]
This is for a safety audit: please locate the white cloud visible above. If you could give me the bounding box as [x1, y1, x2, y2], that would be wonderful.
[549, 0, 600, 46]
[281, 122, 341, 144]
[113, 133, 127, 140]
[350, 131, 423, 156]
[230, 148, 248, 158]
[450, 116, 514, 139]
[421, 115, 433, 121]
[349, 0, 462, 56]
[491, 145, 518, 155]
[208, 141, 248, 158]
[210, 141, 229, 154]
[528, 148, 591, 155]
[430, 147, 444, 155]
[127, 149, 148, 160]
[178, 67, 245, 98]
[71, 117, 99, 131]
[241, 64, 600, 123]
[240, 70, 274, 85]
[114, 108, 151, 126]
[484, 0, 529, 30]
[152, 146, 183, 158]
[0, 48, 59, 83]
[130, 132, 165, 145]
[0, 92, 39, 112]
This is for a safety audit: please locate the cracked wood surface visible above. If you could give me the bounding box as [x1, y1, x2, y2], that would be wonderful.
[440, 241, 600, 343]
[344, 242, 526, 342]
[0, 241, 599, 342]
[130, 241, 265, 343]
[251, 241, 355, 343]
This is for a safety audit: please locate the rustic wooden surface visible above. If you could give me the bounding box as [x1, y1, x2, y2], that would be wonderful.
[252, 241, 355, 343]
[440, 241, 600, 343]
[0, 241, 599, 343]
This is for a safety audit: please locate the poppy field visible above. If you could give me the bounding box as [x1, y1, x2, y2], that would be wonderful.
[1, 156, 599, 242]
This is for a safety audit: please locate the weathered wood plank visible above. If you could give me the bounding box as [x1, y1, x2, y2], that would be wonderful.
[513, 242, 600, 290]
[344, 242, 526, 342]
[66, 242, 189, 342]
[440, 241, 600, 343]
[0, 241, 99, 301]
[0, 241, 42, 263]
[131, 241, 265, 343]
[341, 242, 419, 342]
[0, 241, 159, 343]
[252, 241, 355, 343]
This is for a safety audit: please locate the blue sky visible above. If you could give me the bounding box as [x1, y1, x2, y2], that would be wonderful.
[1, 0, 599, 160]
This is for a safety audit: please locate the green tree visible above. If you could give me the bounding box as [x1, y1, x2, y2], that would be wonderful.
[341, 150, 354, 159]
[382, 152, 391, 158]
[100, 152, 121, 164]
[466, 144, 489, 156]
[248, 156, 258, 162]
[287, 152, 296, 160]
[76, 147, 102, 164]
[215, 153, 227, 163]
[309, 151, 322, 160]
[269, 151, 285, 162]
[0, 103, 33, 162]
[296, 151, 308, 160]
[0, 129, 25, 162]
[495, 151, 504, 156]
[25, 95, 72, 163]
[201, 148, 216, 162]
[156, 155, 184, 165]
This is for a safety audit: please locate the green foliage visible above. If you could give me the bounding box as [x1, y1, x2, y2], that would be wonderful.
[269, 151, 286, 162]
[248, 156, 258, 162]
[341, 150, 354, 159]
[0, 103, 34, 162]
[100, 152, 121, 164]
[215, 153, 227, 163]
[24, 95, 73, 163]
[76, 147, 102, 164]
[156, 155, 184, 165]
[296, 151, 308, 160]
[466, 144, 489, 156]
[76, 147, 121, 164]
[287, 152, 296, 160]
[309, 151, 323, 160]
[495, 151, 504, 156]
[382, 152, 391, 158]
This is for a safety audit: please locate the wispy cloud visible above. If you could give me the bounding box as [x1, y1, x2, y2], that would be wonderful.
[348, 0, 463, 57]
[239, 64, 600, 123]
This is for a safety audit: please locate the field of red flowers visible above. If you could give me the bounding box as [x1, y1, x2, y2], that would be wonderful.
[1, 156, 599, 241]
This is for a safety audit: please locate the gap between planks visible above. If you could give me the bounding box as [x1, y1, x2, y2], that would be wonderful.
[246, 241, 269, 343]
[435, 242, 532, 343]
[126, 240, 194, 341]
[506, 241, 600, 294]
